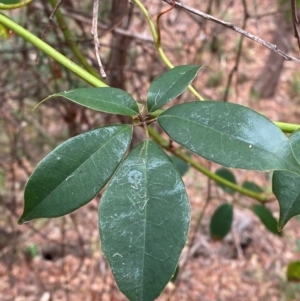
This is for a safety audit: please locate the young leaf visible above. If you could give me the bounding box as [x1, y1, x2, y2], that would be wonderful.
[215, 168, 236, 195]
[147, 65, 201, 113]
[43, 87, 139, 116]
[242, 181, 263, 193]
[272, 129, 300, 229]
[158, 101, 300, 173]
[251, 204, 281, 236]
[272, 170, 300, 229]
[19, 125, 132, 223]
[210, 203, 233, 239]
[99, 140, 190, 301]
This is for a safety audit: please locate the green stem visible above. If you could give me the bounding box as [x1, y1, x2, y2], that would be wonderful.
[148, 126, 269, 202]
[132, 0, 204, 100]
[0, 13, 107, 88]
[273, 121, 300, 133]
[48, 0, 100, 79]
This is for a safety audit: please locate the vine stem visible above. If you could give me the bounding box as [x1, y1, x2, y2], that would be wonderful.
[48, 0, 101, 79]
[0, 13, 107, 88]
[132, 0, 204, 100]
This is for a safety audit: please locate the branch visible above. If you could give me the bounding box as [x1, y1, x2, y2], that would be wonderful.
[91, 0, 107, 78]
[162, 0, 300, 64]
[291, 0, 300, 50]
[132, 0, 204, 100]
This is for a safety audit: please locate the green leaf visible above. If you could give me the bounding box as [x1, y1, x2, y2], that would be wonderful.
[99, 140, 190, 301]
[273, 129, 300, 229]
[19, 125, 132, 223]
[272, 171, 300, 229]
[158, 101, 300, 173]
[242, 181, 263, 193]
[44, 87, 139, 116]
[170, 265, 179, 283]
[251, 204, 281, 236]
[170, 155, 190, 176]
[209, 203, 233, 240]
[147, 65, 201, 113]
[289, 128, 300, 165]
[287, 261, 300, 281]
[215, 168, 236, 195]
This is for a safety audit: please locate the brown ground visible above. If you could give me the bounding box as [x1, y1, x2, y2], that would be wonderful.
[1, 0, 300, 300]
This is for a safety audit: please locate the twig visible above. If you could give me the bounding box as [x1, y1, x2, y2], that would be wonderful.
[162, 0, 300, 63]
[91, 0, 107, 78]
[156, 0, 175, 46]
[223, 0, 249, 101]
[36, 0, 64, 63]
[291, 0, 300, 50]
[41, 0, 63, 41]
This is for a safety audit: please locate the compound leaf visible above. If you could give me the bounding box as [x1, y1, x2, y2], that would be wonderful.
[210, 203, 233, 240]
[99, 140, 190, 301]
[251, 204, 281, 235]
[147, 65, 201, 113]
[44, 87, 139, 116]
[19, 125, 132, 223]
[158, 101, 300, 173]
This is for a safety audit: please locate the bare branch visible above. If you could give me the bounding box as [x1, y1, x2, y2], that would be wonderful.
[162, 0, 300, 64]
[41, 0, 64, 39]
[223, 0, 249, 102]
[91, 0, 106, 78]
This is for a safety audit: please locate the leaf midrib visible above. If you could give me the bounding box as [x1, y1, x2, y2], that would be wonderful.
[160, 114, 300, 173]
[24, 126, 131, 219]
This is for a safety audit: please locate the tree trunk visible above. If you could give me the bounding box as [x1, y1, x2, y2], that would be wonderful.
[251, 13, 292, 98]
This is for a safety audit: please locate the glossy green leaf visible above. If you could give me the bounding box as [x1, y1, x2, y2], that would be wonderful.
[19, 125, 132, 223]
[99, 140, 190, 301]
[170, 155, 190, 176]
[242, 181, 263, 193]
[287, 261, 300, 281]
[210, 203, 233, 240]
[289, 128, 300, 164]
[158, 101, 300, 173]
[273, 129, 300, 229]
[215, 168, 236, 195]
[272, 171, 300, 229]
[44, 87, 139, 116]
[147, 65, 201, 113]
[170, 265, 179, 283]
[251, 204, 281, 235]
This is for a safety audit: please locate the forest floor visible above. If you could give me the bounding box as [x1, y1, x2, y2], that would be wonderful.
[1, 0, 300, 300]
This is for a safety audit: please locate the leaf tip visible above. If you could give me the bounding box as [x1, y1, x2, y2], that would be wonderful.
[17, 217, 26, 225]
